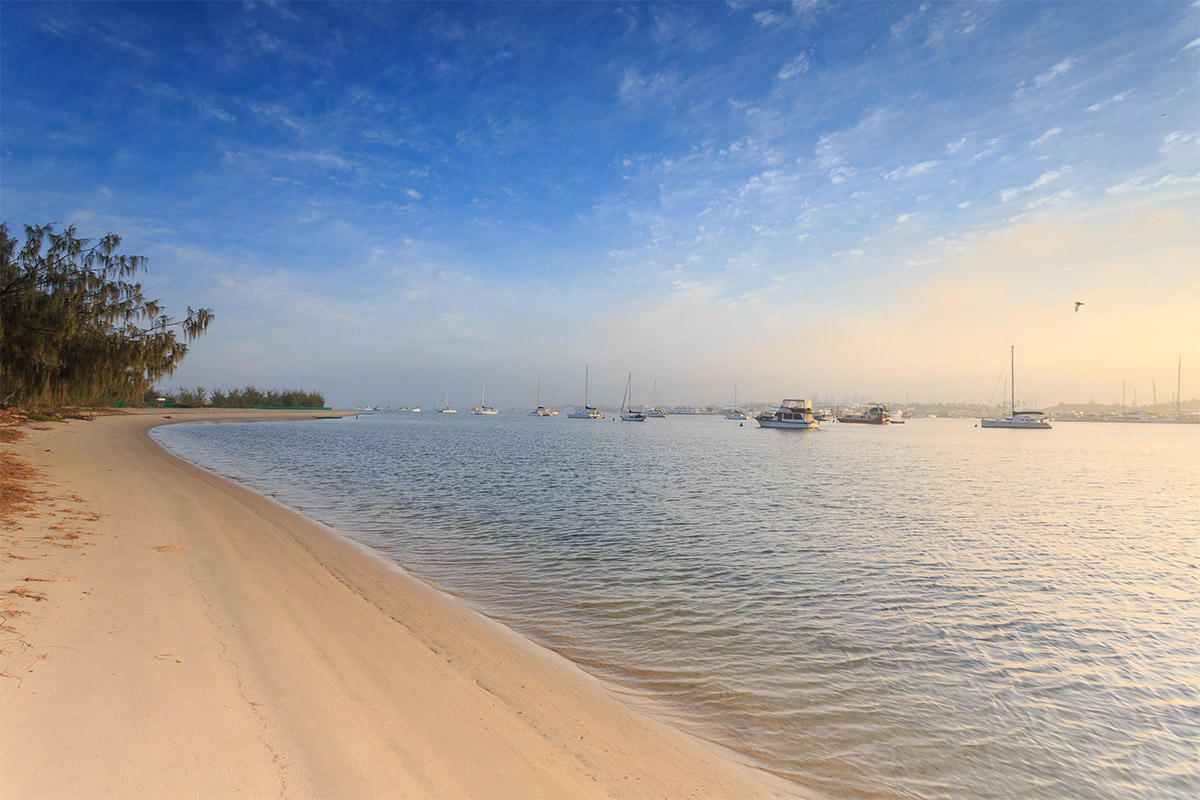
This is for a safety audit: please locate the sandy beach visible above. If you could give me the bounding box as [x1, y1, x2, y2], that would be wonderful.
[1, 409, 804, 799]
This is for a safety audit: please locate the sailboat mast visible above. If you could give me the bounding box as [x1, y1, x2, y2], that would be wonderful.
[1010, 345, 1015, 415]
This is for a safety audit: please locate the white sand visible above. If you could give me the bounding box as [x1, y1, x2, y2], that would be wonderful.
[1, 410, 808, 798]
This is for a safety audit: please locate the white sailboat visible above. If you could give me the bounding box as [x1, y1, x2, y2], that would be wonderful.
[724, 382, 748, 420]
[567, 366, 604, 419]
[437, 390, 457, 413]
[529, 376, 551, 416]
[620, 373, 646, 421]
[981, 346, 1051, 429]
[643, 381, 668, 417]
[470, 381, 498, 415]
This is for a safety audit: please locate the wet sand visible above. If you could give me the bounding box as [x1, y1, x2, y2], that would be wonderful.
[0, 409, 805, 798]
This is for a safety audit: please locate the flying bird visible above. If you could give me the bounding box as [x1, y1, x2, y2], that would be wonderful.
[1074, 301, 1084, 313]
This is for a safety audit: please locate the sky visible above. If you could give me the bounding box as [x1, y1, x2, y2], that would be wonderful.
[2, 0, 1197, 411]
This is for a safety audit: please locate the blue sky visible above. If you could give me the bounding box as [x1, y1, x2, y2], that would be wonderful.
[2, 1, 1197, 410]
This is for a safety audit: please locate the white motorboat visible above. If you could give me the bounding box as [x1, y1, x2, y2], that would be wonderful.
[837, 404, 890, 424]
[756, 398, 820, 429]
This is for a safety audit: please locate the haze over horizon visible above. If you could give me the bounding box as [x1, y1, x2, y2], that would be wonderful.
[2, 1, 1197, 411]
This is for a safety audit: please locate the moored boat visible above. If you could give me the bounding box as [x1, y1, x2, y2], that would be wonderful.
[619, 373, 646, 422]
[837, 404, 890, 424]
[724, 382, 748, 420]
[567, 365, 604, 419]
[981, 411, 1050, 429]
[470, 381, 498, 415]
[643, 382, 669, 417]
[756, 398, 820, 429]
[982, 346, 1051, 429]
[529, 377, 551, 416]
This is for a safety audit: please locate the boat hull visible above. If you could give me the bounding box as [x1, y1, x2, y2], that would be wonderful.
[981, 417, 1051, 429]
[756, 418, 818, 429]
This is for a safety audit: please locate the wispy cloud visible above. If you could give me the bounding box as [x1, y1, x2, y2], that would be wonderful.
[1030, 127, 1063, 147]
[618, 66, 681, 107]
[752, 9, 787, 28]
[889, 2, 931, 38]
[1015, 56, 1079, 97]
[1087, 91, 1132, 112]
[1000, 169, 1068, 202]
[248, 103, 310, 135]
[778, 54, 809, 80]
[1159, 130, 1197, 153]
[885, 160, 940, 180]
[1106, 173, 1198, 195]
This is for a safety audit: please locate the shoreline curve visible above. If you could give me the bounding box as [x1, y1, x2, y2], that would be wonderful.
[1, 408, 810, 798]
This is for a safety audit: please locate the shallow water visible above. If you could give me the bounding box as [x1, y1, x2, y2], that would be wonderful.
[152, 414, 1199, 800]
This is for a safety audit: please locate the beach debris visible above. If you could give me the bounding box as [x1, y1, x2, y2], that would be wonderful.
[6, 586, 47, 602]
[152, 545, 187, 553]
[0, 451, 39, 524]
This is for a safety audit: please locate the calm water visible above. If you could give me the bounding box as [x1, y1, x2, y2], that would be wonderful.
[151, 414, 1199, 800]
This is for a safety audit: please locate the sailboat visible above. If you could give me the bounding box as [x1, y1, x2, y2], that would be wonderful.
[620, 373, 646, 422]
[567, 366, 604, 419]
[1153, 355, 1200, 423]
[724, 382, 748, 420]
[437, 390, 457, 413]
[470, 381, 498, 415]
[981, 346, 1051, 429]
[643, 382, 669, 417]
[529, 376, 551, 416]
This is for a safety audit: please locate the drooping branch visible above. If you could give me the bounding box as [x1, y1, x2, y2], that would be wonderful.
[0, 222, 215, 409]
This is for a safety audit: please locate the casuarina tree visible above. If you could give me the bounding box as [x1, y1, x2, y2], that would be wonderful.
[0, 222, 214, 409]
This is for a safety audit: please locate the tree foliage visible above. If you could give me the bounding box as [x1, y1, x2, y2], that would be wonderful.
[1, 222, 214, 409]
[208, 386, 326, 408]
[148, 385, 326, 408]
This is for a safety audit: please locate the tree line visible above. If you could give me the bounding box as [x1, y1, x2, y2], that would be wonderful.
[150, 386, 327, 409]
[1, 223, 213, 410]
